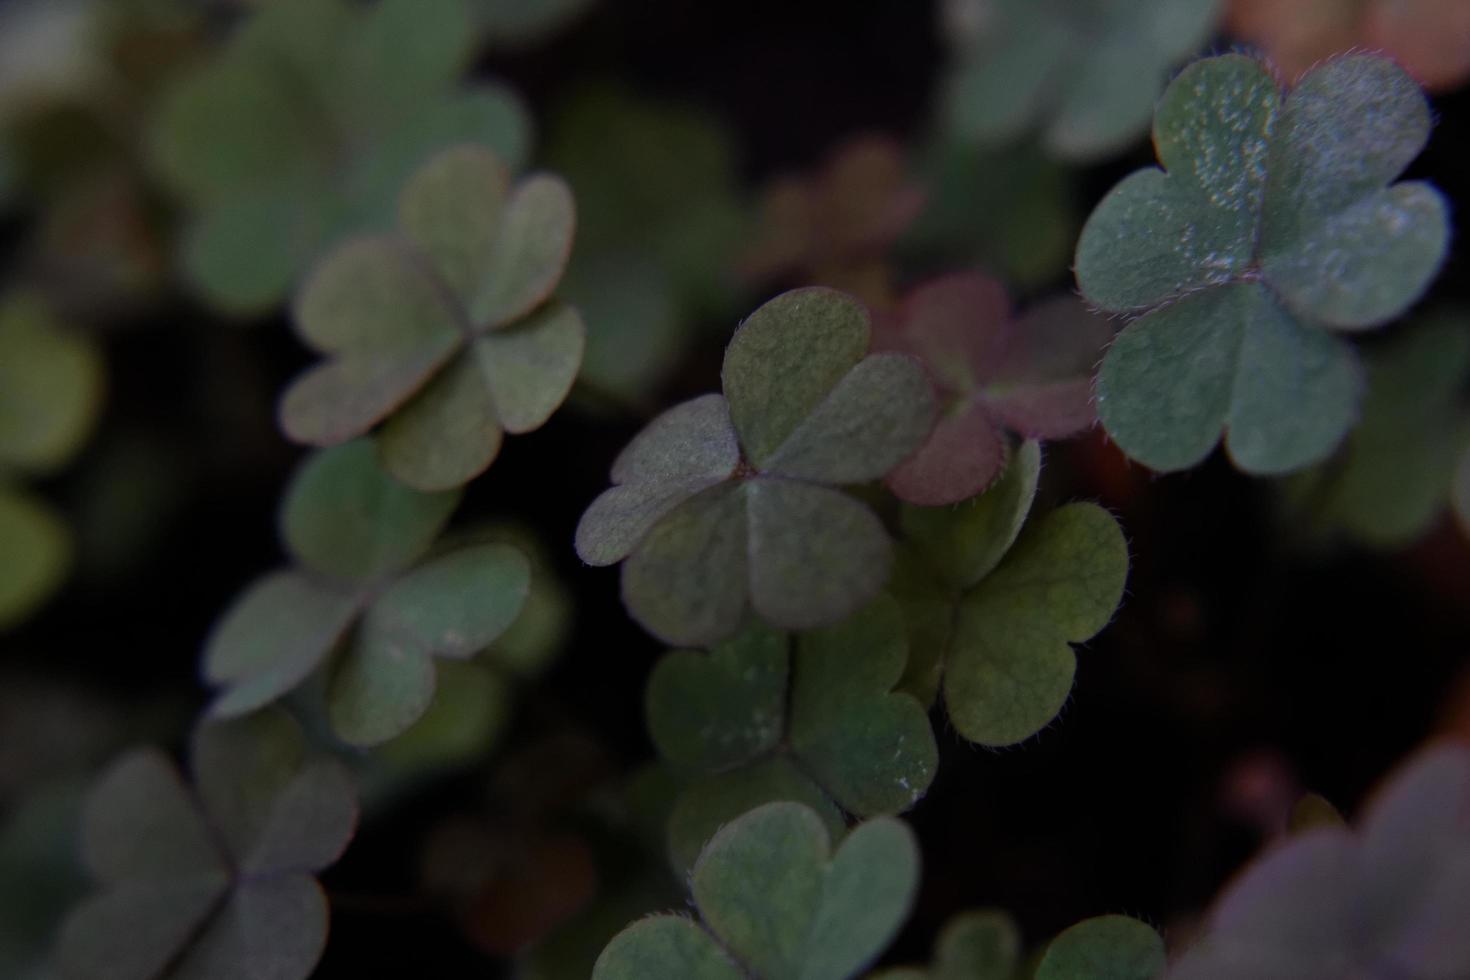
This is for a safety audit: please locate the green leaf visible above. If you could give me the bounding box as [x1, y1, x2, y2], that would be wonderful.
[202, 571, 360, 718]
[667, 758, 844, 876]
[874, 908, 1021, 980]
[0, 292, 105, 474]
[592, 915, 745, 980]
[647, 625, 788, 772]
[1289, 314, 1470, 547]
[900, 440, 1042, 592]
[373, 660, 512, 780]
[280, 440, 459, 582]
[944, 0, 1219, 161]
[723, 287, 873, 467]
[582, 288, 933, 645]
[55, 710, 357, 980]
[691, 802, 920, 980]
[0, 484, 71, 631]
[576, 394, 742, 566]
[788, 597, 937, 815]
[327, 543, 530, 745]
[946, 503, 1129, 745]
[1036, 915, 1165, 980]
[1077, 53, 1448, 474]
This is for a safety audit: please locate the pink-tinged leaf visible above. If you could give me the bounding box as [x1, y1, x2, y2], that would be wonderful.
[882, 274, 1110, 505]
[885, 400, 1008, 507]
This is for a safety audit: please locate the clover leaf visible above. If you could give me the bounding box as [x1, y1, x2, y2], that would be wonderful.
[1169, 740, 1470, 979]
[55, 709, 357, 980]
[740, 138, 925, 307]
[869, 908, 1021, 980]
[1077, 53, 1450, 475]
[649, 597, 938, 870]
[576, 287, 936, 645]
[942, 0, 1219, 160]
[1036, 916, 1165, 980]
[892, 442, 1129, 744]
[876, 273, 1111, 506]
[279, 144, 583, 491]
[1227, 0, 1470, 93]
[594, 801, 920, 980]
[0, 292, 105, 629]
[1285, 314, 1470, 548]
[149, 0, 530, 314]
[203, 440, 531, 746]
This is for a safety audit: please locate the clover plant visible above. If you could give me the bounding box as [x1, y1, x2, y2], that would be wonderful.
[0, 292, 104, 629]
[893, 443, 1130, 744]
[576, 286, 936, 644]
[869, 908, 1021, 980]
[149, 0, 529, 313]
[202, 440, 530, 746]
[279, 145, 583, 491]
[55, 710, 357, 980]
[875, 273, 1111, 506]
[1078, 53, 1450, 475]
[648, 598, 937, 870]
[593, 801, 920, 980]
[942, 0, 1219, 160]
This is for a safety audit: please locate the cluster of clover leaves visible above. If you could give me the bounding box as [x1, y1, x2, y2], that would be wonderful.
[42, 33, 1470, 980]
[149, 0, 530, 314]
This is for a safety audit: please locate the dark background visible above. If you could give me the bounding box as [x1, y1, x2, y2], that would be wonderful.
[7, 0, 1470, 973]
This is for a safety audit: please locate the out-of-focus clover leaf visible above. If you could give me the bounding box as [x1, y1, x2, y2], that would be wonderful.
[575, 287, 936, 645]
[875, 273, 1110, 506]
[1284, 315, 1470, 548]
[870, 907, 1021, 980]
[148, 0, 530, 314]
[55, 709, 358, 980]
[1077, 54, 1450, 475]
[547, 86, 743, 400]
[650, 598, 938, 871]
[1169, 740, 1470, 979]
[901, 139, 1076, 290]
[475, 0, 598, 48]
[0, 777, 86, 980]
[594, 801, 920, 980]
[0, 292, 105, 475]
[0, 292, 104, 629]
[740, 136, 925, 308]
[892, 442, 1129, 743]
[203, 440, 533, 747]
[942, 0, 1219, 160]
[1227, 0, 1470, 92]
[279, 145, 583, 491]
[1036, 915, 1165, 980]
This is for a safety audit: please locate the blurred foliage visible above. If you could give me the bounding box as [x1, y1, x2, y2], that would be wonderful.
[0, 2, 1467, 978]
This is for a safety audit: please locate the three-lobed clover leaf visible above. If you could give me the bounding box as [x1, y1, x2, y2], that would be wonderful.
[942, 0, 1219, 160]
[1169, 740, 1470, 979]
[875, 272, 1111, 506]
[1077, 53, 1451, 476]
[593, 801, 920, 980]
[279, 144, 584, 491]
[1036, 915, 1165, 980]
[203, 439, 531, 746]
[0, 292, 105, 629]
[893, 442, 1130, 745]
[870, 907, 1021, 980]
[1227, 0, 1470, 93]
[55, 709, 358, 980]
[149, 0, 530, 313]
[648, 597, 938, 871]
[1285, 314, 1470, 548]
[575, 287, 936, 646]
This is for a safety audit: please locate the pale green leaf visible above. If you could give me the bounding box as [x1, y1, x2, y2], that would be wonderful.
[0, 484, 70, 631]
[472, 175, 577, 329]
[591, 915, 745, 980]
[0, 293, 105, 473]
[1035, 915, 1165, 980]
